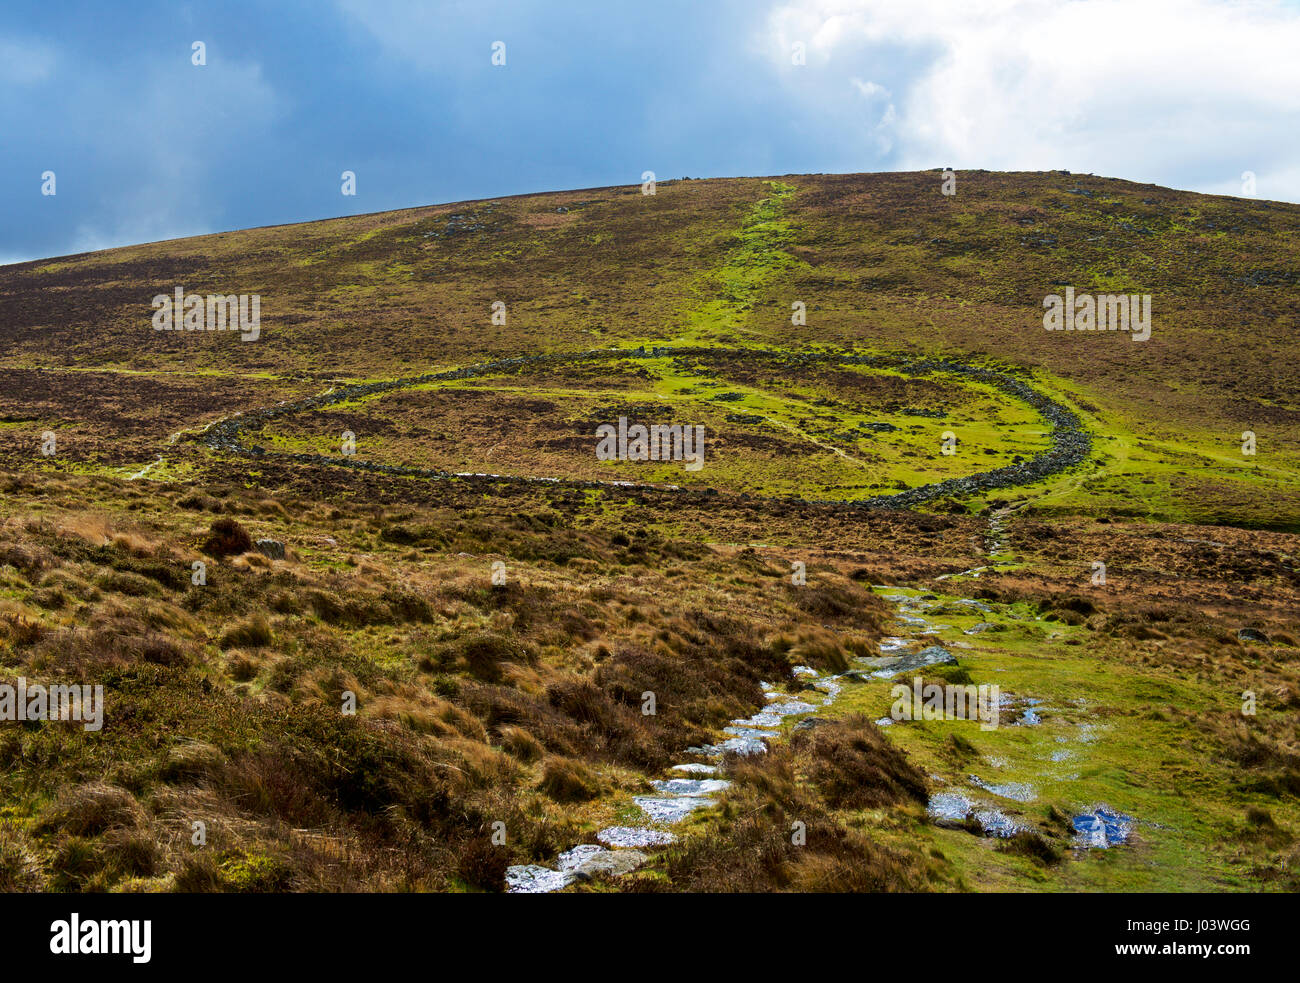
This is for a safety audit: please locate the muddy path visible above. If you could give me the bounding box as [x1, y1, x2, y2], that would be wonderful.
[194, 345, 1092, 510]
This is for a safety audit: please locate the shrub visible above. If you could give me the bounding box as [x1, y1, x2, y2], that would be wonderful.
[996, 831, 1063, 865]
[797, 715, 928, 810]
[201, 518, 253, 558]
[455, 834, 507, 892]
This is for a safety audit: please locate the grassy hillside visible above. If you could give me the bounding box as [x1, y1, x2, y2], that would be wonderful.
[1, 172, 1297, 893]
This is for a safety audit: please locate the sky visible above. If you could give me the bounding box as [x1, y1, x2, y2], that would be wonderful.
[3, 0, 1299, 264]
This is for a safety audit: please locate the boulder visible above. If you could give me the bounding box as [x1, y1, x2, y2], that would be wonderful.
[254, 538, 285, 561]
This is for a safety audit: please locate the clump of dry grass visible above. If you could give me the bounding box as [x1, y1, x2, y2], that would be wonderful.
[219, 614, 273, 650]
[498, 725, 545, 762]
[537, 756, 601, 803]
[36, 783, 146, 838]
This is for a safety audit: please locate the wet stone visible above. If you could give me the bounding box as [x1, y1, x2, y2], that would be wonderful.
[569, 848, 649, 880]
[650, 778, 731, 797]
[765, 699, 819, 716]
[634, 795, 716, 823]
[973, 809, 1028, 838]
[670, 763, 717, 775]
[688, 734, 767, 756]
[871, 645, 958, 678]
[597, 826, 677, 848]
[556, 843, 609, 872]
[505, 864, 573, 894]
[793, 717, 830, 732]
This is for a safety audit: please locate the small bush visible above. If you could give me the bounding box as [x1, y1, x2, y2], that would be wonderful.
[797, 715, 928, 810]
[455, 835, 507, 892]
[201, 518, 253, 558]
[996, 830, 1063, 866]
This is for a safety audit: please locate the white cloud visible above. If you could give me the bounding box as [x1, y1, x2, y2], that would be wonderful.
[762, 0, 1300, 199]
[850, 78, 889, 100]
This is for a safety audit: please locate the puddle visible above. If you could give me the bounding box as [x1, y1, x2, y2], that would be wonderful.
[969, 775, 1037, 802]
[928, 790, 1028, 838]
[928, 791, 973, 822]
[510, 584, 1094, 892]
[597, 826, 677, 848]
[1073, 808, 1133, 848]
[1000, 695, 1044, 726]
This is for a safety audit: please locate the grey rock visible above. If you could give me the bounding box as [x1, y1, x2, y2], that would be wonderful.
[669, 763, 717, 775]
[649, 778, 730, 797]
[254, 538, 285, 560]
[597, 826, 677, 848]
[559, 845, 649, 880]
[505, 864, 574, 894]
[633, 795, 716, 823]
[792, 716, 829, 732]
[871, 645, 957, 678]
